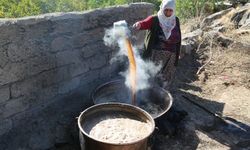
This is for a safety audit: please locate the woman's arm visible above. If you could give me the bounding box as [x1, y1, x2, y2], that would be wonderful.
[134, 16, 153, 30]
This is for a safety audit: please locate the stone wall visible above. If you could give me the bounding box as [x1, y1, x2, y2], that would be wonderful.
[0, 3, 154, 150]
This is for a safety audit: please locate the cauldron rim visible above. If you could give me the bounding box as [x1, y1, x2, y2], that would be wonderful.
[78, 102, 155, 146]
[91, 79, 173, 119]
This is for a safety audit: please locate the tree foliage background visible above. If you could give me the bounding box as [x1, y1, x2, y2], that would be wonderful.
[0, 0, 224, 19]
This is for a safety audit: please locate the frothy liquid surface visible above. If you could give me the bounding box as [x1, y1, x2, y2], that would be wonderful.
[89, 118, 151, 144]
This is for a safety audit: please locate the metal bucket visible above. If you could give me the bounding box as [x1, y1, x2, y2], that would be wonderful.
[78, 103, 155, 150]
[91, 80, 173, 119]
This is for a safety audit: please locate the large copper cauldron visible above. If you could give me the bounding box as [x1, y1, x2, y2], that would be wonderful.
[78, 103, 155, 150]
[91, 80, 173, 119]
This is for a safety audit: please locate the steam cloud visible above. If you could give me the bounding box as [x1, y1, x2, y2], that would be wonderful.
[103, 21, 161, 91]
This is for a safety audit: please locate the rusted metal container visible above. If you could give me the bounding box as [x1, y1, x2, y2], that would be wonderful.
[92, 80, 173, 119]
[78, 103, 155, 150]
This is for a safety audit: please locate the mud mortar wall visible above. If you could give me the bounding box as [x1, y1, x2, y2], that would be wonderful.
[0, 3, 154, 149]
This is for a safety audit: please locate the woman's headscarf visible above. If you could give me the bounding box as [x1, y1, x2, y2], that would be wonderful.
[157, 0, 176, 40]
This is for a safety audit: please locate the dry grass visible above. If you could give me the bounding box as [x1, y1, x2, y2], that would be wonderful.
[181, 17, 204, 34]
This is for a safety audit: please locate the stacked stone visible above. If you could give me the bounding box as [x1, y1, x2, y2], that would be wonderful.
[0, 3, 154, 149]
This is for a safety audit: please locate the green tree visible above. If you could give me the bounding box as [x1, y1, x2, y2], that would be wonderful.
[11, 0, 41, 17]
[0, 0, 16, 18]
[0, 0, 225, 18]
[176, 0, 224, 21]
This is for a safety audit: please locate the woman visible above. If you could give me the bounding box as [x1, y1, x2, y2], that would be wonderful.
[133, 0, 181, 89]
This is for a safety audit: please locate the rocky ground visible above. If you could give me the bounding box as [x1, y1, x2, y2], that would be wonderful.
[152, 3, 250, 150]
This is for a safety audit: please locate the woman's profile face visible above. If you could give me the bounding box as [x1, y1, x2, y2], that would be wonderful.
[164, 8, 173, 17]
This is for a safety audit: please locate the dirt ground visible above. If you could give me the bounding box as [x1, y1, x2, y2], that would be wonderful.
[188, 40, 250, 125]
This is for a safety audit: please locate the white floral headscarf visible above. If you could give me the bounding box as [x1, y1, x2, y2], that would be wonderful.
[157, 0, 176, 40]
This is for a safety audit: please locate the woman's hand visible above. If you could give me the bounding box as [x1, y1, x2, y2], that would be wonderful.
[132, 22, 141, 30]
